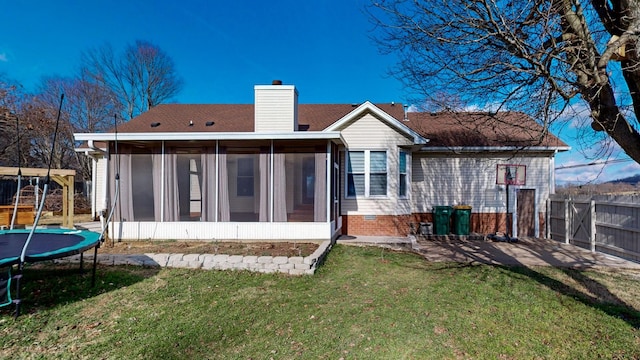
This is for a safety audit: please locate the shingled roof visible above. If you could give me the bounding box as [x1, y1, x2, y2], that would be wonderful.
[404, 111, 566, 148]
[115, 103, 406, 133]
[111, 103, 566, 148]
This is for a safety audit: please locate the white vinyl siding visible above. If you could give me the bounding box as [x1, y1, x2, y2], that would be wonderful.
[254, 85, 298, 132]
[96, 156, 108, 216]
[339, 113, 414, 148]
[411, 154, 552, 213]
[338, 112, 414, 216]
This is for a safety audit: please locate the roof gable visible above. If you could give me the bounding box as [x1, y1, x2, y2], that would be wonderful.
[324, 101, 428, 145]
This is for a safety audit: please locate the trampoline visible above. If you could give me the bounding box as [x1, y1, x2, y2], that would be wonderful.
[0, 228, 102, 317]
[0, 228, 101, 267]
[1, 94, 109, 317]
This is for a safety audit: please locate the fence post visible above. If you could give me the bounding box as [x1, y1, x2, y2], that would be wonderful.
[564, 198, 570, 244]
[590, 199, 596, 252]
[546, 198, 551, 239]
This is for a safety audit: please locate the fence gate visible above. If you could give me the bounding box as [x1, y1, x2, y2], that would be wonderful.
[548, 195, 640, 263]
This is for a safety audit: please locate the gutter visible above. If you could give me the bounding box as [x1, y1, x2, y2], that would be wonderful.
[418, 146, 571, 153]
[88, 140, 107, 154]
[74, 131, 344, 142]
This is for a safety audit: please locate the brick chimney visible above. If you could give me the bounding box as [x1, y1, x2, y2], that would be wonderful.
[254, 80, 298, 132]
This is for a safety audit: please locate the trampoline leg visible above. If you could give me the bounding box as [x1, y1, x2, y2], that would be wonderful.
[79, 252, 84, 273]
[13, 266, 23, 319]
[91, 245, 98, 288]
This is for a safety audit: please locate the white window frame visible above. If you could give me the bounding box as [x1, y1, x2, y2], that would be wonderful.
[398, 150, 409, 199]
[345, 149, 388, 199]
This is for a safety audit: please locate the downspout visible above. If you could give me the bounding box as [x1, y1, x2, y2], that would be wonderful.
[550, 150, 557, 195]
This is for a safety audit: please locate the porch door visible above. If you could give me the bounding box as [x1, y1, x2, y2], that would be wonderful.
[302, 157, 315, 204]
[517, 189, 536, 237]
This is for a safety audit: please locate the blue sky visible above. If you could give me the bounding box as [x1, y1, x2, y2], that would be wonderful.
[1, 0, 638, 184]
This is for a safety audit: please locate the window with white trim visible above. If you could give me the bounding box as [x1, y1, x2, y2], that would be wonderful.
[237, 157, 254, 197]
[399, 150, 408, 198]
[347, 150, 387, 197]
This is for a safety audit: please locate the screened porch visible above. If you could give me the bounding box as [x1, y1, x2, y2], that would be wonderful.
[106, 139, 341, 241]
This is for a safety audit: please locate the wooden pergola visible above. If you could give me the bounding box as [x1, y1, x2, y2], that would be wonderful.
[0, 166, 76, 228]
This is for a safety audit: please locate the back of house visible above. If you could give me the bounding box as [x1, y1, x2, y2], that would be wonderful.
[75, 81, 568, 241]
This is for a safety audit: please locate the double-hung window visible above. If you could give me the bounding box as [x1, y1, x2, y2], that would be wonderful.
[399, 151, 408, 198]
[347, 150, 387, 197]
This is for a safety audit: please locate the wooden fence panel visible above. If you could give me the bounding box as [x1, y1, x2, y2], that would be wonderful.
[548, 198, 568, 242]
[548, 195, 640, 263]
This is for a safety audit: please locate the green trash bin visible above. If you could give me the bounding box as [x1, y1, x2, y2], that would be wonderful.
[433, 206, 453, 235]
[452, 205, 472, 235]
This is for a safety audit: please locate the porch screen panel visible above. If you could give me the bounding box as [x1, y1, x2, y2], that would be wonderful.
[221, 141, 269, 222]
[258, 150, 270, 222]
[150, 147, 180, 222]
[131, 153, 155, 221]
[201, 148, 216, 222]
[276, 141, 329, 223]
[177, 153, 202, 221]
[273, 152, 287, 222]
[108, 144, 134, 221]
[161, 148, 180, 222]
[314, 151, 327, 222]
[218, 148, 230, 222]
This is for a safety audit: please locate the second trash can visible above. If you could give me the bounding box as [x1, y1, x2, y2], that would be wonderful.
[452, 205, 472, 235]
[433, 206, 453, 235]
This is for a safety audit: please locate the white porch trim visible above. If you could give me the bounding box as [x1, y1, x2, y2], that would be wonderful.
[109, 221, 334, 241]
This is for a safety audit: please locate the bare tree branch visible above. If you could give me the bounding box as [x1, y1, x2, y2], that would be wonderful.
[368, 0, 640, 164]
[82, 40, 183, 120]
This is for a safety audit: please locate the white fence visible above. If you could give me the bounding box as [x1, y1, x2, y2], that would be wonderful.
[547, 195, 640, 263]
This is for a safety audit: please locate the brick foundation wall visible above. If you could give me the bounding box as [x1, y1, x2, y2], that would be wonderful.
[342, 214, 412, 236]
[342, 212, 545, 237]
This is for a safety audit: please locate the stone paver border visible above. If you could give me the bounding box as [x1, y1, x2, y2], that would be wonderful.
[56, 240, 334, 275]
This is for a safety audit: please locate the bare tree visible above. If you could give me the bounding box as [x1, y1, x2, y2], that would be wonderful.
[82, 40, 183, 120]
[368, 0, 640, 164]
[29, 78, 78, 172]
[0, 75, 34, 168]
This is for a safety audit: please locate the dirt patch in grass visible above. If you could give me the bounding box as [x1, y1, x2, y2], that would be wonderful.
[100, 241, 320, 257]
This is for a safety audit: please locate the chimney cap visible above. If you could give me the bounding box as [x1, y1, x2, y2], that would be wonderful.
[272, 80, 283, 85]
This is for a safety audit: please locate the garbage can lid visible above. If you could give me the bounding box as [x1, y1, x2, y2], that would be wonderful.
[453, 205, 472, 210]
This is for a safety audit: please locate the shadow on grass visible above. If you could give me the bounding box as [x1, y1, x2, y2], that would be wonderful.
[507, 266, 640, 328]
[0, 263, 159, 318]
[408, 240, 640, 329]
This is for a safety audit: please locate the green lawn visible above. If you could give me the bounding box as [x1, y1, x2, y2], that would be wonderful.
[2, 245, 640, 359]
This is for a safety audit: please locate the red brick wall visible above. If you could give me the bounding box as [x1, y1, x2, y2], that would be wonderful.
[342, 212, 545, 237]
[342, 214, 412, 236]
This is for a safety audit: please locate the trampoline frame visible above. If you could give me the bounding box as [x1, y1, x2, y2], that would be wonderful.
[0, 228, 101, 317]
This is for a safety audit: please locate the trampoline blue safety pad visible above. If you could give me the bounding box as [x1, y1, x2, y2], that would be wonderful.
[0, 229, 101, 267]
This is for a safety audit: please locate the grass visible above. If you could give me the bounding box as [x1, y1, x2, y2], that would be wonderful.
[2, 245, 640, 359]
